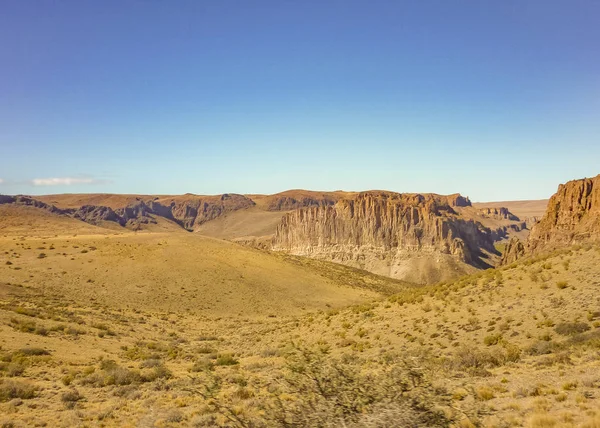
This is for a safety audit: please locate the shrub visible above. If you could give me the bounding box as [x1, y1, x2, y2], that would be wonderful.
[190, 358, 214, 372]
[9, 318, 36, 333]
[81, 360, 144, 387]
[0, 379, 36, 401]
[215, 353, 239, 366]
[141, 364, 172, 382]
[527, 341, 555, 355]
[475, 386, 494, 401]
[484, 334, 502, 346]
[165, 411, 184, 423]
[452, 343, 519, 375]
[556, 281, 569, 289]
[529, 414, 558, 428]
[61, 389, 84, 408]
[555, 322, 590, 336]
[17, 347, 50, 357]
[4, 363, 25, 377]
[272, 345, 452, 427]
[196, 345, 217, 354]
[139, 358, 162, 369]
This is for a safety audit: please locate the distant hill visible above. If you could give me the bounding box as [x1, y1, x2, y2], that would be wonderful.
[1, 190, 554, 283]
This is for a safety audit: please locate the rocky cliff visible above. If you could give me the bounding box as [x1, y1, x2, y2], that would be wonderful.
[500, 237, 526, 265]
[477, 207, 520, 221]
[0, 193, 255, 231]
[526, 174, 600, 253]
[159, 194, 255, 229]
[272, 191, 498, 284]
[249, 190, 346, 211]
[498, 174, 600, 264]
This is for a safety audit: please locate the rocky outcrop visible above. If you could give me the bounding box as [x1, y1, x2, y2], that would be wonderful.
[267, 196, 336, 211]
[525, 216, 540, 230]
[73, 205, 124, 225]
[447, 194, 472, 207]
[272, 191, 497, 284]
[477, 207, 520, 221]
[499, 174, 600, 264]
[527, 174, 600, 253]
[0, 195, 66, 216]
[501, 237, 525, 265]
[488, 223, 527, 241]
[263, 192, 341, 211]
[0, 193, 255, 231]
[155, 194, 255, 230]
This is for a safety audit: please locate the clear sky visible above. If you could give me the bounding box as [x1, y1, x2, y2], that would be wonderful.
[1, 1, 599, 201]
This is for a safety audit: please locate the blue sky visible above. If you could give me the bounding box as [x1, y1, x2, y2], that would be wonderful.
[1, 1, 598, 201]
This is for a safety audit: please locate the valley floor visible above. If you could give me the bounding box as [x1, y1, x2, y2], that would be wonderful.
[1, 227, 600, 427]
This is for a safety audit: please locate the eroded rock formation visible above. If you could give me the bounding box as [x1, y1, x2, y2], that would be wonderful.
[272, 191, 497, 284]
[501, 237, 525, 265]
[499, 174, 600, 264]
[0, 193, 255, 231]
[527, 174, 600, 252]
[477, 207, 520, 221]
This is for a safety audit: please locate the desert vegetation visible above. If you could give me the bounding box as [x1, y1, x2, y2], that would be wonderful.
[1, 223, 600, 426]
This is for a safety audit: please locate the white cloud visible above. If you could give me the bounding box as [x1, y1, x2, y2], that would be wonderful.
[31, 177, 102, 186]
[0, 178, 4, 184]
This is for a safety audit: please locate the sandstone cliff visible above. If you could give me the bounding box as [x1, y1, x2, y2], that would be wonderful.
[527, 174, 600, 253]
[498, 174, 600, 264]
[272, 191, 497, 284]
[477, 207, 520, 221]
[248, 190, 347, 211]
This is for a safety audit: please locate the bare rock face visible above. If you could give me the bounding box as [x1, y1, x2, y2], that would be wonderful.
[447, 193, 472, 207]
[73, 205, 123, 225]
[501, 237, 525, 265]
[265, 193, 340, 211]
[0, 193, 255, 231]
[1, 195, 65, 216]
[157, 194, 255, 230]
[527, 174, 600, 253]
[500, 174, 600, 265]
[477, 207, 520, 221]
[272, 191, 496, 284]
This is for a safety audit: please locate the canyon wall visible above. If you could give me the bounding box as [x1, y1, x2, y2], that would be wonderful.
[0, 194, 255, 231]
[272, 191, 497, 284]
[527, 174, 600, 253]
[499, 174, 600, 264]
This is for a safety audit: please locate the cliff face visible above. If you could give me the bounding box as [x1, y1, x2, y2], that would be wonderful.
[477, 207, 520, 222]
[272, 191, 497, 284]
[162, 194, 255, 229]
[0, 194, 255, 231]
[498, 174, 600, 265]
[527, 174, 600, 253]
[501, 237, 526, 265]
[266, 195, 337, 211]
